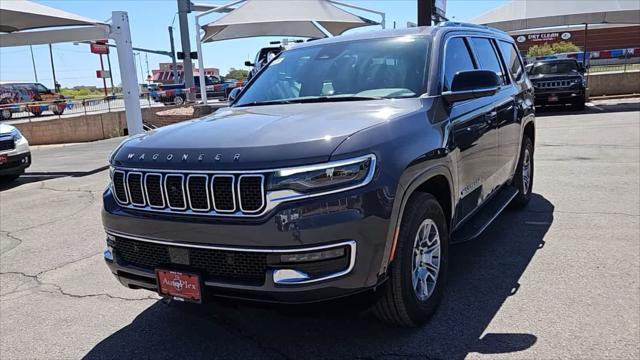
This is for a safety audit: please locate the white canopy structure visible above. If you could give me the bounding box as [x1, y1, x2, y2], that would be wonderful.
[0, 0, 143, 135]
[194, 0, 383, 102]
[471, 0, 640, 32]
[200, 0, 380, 42]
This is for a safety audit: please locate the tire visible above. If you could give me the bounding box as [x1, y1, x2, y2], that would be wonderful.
[511, 136, 534, 208]
[52, 108, 64, 116]
[0, 109, 11, 120]
[174, 95, 185, 106]
[373, 193, 449, 327]
[572, 96, 586, 111]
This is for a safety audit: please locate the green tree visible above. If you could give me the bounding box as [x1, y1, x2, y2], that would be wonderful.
[224, 68, 249, 80]
[528, 41, 581, 57]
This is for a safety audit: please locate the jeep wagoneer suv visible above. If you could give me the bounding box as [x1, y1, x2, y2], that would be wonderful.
[102, 23, 535, 327]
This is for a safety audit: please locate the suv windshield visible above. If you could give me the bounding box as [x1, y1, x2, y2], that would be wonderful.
[235, 36, 429, 106]
[530, 61, 579, 75]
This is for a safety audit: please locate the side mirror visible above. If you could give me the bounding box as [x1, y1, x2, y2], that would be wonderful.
[244, 61, 255, 67]
[442, 70, 501, 103]
[228, 87, 242, 103]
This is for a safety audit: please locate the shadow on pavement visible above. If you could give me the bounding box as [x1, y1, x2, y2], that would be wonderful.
[85, 194, 554, 360]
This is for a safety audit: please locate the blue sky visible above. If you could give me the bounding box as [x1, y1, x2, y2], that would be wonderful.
[0, 0, 506, 88]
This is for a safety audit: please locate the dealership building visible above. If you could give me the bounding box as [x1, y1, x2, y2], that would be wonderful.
[471, 0, 640, 60]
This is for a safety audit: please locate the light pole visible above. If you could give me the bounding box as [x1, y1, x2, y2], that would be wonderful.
[418, 0, 433, 27]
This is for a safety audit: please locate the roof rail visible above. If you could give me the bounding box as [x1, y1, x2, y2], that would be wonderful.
[438, 21, 507, 34]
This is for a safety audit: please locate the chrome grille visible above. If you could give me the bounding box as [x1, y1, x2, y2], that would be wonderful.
[534, 80, 573, 88]
[144, 174, 164, 208]
[126, 172, 145, 206]
[238, 175, 265, 212]
[112, 169, 265, 216]
[165, 174, 186, 210]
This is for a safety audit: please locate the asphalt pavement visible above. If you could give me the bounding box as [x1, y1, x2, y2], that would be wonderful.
[0, 99, 638, 359]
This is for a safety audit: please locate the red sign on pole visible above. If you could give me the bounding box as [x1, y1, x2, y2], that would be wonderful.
[90, 40, 109, 55]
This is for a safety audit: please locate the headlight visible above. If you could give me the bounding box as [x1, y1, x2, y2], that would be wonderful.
[10, 128, 22, 141]
[268, 155, 375, 194]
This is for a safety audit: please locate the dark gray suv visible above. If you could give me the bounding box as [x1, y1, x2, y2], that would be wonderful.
[102, 22, 535, 327]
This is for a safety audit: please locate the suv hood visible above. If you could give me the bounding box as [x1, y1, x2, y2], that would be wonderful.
[113, 99, 420, 170]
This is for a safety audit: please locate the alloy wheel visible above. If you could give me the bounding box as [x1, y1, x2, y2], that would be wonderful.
[411, 218, 441, 301]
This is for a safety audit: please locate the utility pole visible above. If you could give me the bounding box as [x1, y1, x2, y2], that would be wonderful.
[417, 0, 432, 27]
[168, 26, 179, 84]
[177, 0, 195, 100]
[48, 44, 58, 91]
[29, 45, 38, 82]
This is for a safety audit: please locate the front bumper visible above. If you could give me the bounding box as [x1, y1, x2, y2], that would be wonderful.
[533, 87, 585, 105]
[0, 151, 31, 176]
[102, 182, 394, 303]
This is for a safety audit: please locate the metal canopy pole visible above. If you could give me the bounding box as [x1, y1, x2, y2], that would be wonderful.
[168, 26, 179, 84]
[48, 44, 57, 90]
[328, 0, 386, 29]
[417, 0, 432, 26]
[194, 0, 245, 104]
[110, 11, 143, 135]
[177, 0, 195, 101]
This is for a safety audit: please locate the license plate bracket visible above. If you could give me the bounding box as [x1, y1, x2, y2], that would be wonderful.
[156, 269, 202, 303]
[548, 95, 559, 102]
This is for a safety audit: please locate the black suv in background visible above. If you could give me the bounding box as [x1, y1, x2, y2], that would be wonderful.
[102, 23, 535, 327]
[528, 58, 587, 109]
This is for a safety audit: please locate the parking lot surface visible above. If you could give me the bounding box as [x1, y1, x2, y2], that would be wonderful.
[1, 100, 639, 359]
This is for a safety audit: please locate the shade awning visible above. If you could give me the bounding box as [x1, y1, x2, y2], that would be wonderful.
[201, 0, 378, 42]
[0, 0, 105, 33]
[471, 0, 640, 32]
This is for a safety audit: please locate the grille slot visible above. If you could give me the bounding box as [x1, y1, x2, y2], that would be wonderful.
[0, 139, 14, 151]
[144, 174, 164, 208]
[535, 80, 572, 88]
[212, 175, 236, 212]
[238, 175, 265, 212]
[112, 170, 128, 204]
[114, 237, 267, 283]
[164, 174, 186, 210]
[187, 175, 210, 211]
[126, 172, 145, 206]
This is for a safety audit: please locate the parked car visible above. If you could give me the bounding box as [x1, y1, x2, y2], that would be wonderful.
[527, 59, 587, 109]
[153, 75, 243, 105]
[0, 82, 66, 119]
[102, 23, 535, 327]
[0, 124, 31, 182]
[245, 45, 285, 81]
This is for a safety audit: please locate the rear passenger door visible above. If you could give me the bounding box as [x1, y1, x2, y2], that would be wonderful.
[468, 36, 517, 187]
[446, 37, 500, 223]
[497, 40, 532, 178]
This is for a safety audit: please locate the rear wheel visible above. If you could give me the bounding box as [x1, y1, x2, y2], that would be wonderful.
[373, 193, 449, 327]
[174, 95, 185, 106]
[511, 136, 534, 208]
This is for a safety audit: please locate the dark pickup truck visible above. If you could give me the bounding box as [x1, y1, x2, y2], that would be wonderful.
[102, 23, 535, 327]
[152, 75, 242, 105]
[528, 58, 587, 109]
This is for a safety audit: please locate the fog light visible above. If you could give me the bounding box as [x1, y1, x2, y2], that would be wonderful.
[280, 247, 345, 263]
[103, 247, 114, 261]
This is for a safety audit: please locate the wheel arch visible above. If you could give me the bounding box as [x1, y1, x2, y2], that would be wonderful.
[379, 164, 455, 276]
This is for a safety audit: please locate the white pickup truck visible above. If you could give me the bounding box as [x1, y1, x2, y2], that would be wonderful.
[0, 124, 31, 182]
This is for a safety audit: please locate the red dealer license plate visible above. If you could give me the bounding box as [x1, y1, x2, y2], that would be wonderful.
[156, 270, 202, 302]
[0, 154, 7, 165]
[548, 95, 559, 102]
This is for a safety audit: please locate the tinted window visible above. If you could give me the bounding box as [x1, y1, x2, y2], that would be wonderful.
[498, 41, 524, 81]
[443, 37, 475, 92]
[36, 84, 49, 93]
[469, 38, 505, 85]
[235, 36, 429, 106]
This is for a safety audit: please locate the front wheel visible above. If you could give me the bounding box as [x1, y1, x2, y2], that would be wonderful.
[373, 193, 449, 327]
[174, 95, 185, 106]
[0, 108, 11, 120]
[572, 96, 586, 111]
[511, 136, 534, 207]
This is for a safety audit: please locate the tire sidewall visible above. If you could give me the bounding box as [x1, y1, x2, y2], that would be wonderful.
[395, 195, 449, 324]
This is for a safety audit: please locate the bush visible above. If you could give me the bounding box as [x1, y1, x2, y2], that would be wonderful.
[224, 68, 249, 81]
[528, 41, 581, 57]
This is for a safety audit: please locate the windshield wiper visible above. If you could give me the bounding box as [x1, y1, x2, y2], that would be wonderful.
[285, 96, 384, 104]
[235, 99, 294, 107]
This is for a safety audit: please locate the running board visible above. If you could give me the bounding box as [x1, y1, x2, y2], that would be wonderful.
[451, 186, 519, 244]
